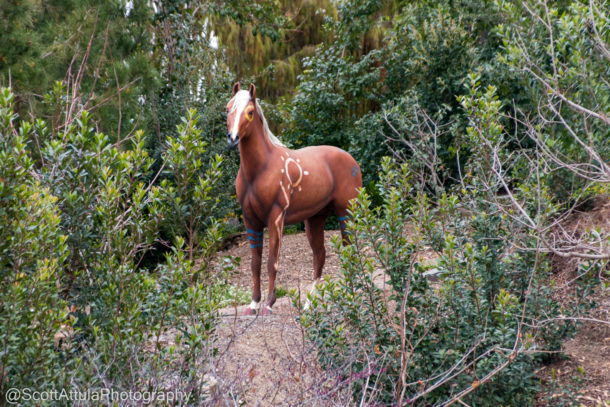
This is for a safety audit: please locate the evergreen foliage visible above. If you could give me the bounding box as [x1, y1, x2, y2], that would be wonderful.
[282, 0, 511, 187]
[0, 89, 241, 403]
[0, 0, 155, 137]
[212, 0, 337, 102]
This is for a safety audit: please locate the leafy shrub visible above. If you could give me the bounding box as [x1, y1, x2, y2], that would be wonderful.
[0, 88, 71, 395]
[297, 75, 599, 405]
[161, 108, 224, 263]
[298, 158, 568, 405]
[283, 0, 514, 188]
[497, 0, 610, 200]
[0, 87, 234, 404]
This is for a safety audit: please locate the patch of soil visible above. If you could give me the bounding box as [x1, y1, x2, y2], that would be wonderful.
[537, 196, 610, 406]
[536, 288, 610, 406]
[217, 230, 344, 297]
[207, 230, 349, 406]
[550, 196, 610, 280]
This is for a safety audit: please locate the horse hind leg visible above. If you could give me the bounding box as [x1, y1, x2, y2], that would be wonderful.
[335, 208, 352, 245]
[304, 215, 326, 310]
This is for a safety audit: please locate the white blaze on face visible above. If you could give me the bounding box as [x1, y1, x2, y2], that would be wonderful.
[229, 90, 251, 142]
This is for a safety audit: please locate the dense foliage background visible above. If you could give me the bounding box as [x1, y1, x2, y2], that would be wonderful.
[1, 0, 607, 405]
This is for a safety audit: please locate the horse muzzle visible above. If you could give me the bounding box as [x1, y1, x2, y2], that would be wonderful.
[227, 132, 239, 150]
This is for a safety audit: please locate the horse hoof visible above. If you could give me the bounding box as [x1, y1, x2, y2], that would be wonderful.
[243, 307, 257, 316]
[260, 306, 273, 316]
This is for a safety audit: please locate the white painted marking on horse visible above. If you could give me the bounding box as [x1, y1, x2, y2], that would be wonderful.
[249, 301, 260, 310]
[279, 182, 290, 210]
[271, 153, 307, 301]
[273, 211, 285, 270]
[284, 157, 303, 188]
[304, 171, 309, 176]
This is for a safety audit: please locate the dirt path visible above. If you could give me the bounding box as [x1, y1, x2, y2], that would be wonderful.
[208, 231, 348, 406]
[536, 289, 610, 406]
[218, 231, 346, 297]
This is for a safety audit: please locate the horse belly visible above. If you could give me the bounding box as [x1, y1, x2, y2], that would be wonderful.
[284, 196, 333, 225]
[283, 170, 334, 224]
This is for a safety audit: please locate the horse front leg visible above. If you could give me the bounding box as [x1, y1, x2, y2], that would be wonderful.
[244, 226, 264, 316]
[262, 206, 285, 315]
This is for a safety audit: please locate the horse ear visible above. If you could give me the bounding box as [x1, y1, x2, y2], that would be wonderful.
[249, 83, 256, 101]
[233, 82, 241, 96]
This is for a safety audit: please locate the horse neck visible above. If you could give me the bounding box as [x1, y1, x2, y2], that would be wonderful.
[239, 121, 276, 180]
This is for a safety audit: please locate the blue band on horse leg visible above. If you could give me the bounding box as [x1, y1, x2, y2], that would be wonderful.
[338, 216, 348, 221]
[250, 243, 263, 248]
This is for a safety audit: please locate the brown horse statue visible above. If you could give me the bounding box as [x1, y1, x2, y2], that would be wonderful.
[226, 83, 362, 315]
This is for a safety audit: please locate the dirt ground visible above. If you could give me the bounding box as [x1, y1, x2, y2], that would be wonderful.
[536, 198, 610, 407]
[208, 231, 348, 406]
[218, 231, 345, 297]
[535, 290, 610, 406]
[207, 199, 609, 406]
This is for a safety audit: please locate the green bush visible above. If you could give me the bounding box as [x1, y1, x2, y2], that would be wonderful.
[497, 0, 610, 200]
[0, 87, 233, 404]
[282, 0, 515, 188]
[297, 74, 599, 405]
[0, 88, 71, 395]
[298, 158, 572, 405]
[161, 108, 224, 263]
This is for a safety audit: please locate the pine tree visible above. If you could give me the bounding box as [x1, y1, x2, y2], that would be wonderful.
[0, 0, 155, 139]
[212, 0, 337, 102]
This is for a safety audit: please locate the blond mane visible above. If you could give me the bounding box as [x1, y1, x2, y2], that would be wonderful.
[255, 100, 284, 147]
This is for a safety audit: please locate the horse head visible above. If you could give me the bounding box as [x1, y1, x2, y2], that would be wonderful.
[226, 82, 257, 150]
